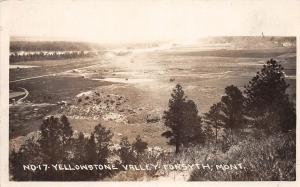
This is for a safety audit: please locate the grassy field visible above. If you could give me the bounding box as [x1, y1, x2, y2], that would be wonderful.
[9, 57, 102, 81]
[10, 76, 112, 103]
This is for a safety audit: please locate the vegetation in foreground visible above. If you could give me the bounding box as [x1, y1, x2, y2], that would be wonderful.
[9, 59, 296, 181]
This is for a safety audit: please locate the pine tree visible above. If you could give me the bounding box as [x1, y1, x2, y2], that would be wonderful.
[38, 116, 65, 163]
[37, 115, 76, 180]
[60, 115, 73, 161]
[245, 59, 288, 113]
[93, 123, 113, 179]
[182, 100, 204, 144]
[73, 132, 87, 163]
[205, 85, 244, 144]
[221, 85, 245, 131]
[86, 133, 98, 163]
[93, 123, 113, 164]
[205, 102, 224, 146]
[162, 84, 202, 153]
[244, 59, 295, 131]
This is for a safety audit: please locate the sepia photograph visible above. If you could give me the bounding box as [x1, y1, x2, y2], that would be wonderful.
[0, 0, 299, 185]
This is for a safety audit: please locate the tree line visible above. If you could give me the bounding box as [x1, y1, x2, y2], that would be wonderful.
[10, 51, 96, 63]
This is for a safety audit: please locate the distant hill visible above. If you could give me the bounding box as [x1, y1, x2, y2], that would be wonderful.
[10, 36, 105, 52]
[10, 41, 98, 52]
[10, 36, 296, 52]
[200, 36, 296, 49]
[9, 41, 108, 52]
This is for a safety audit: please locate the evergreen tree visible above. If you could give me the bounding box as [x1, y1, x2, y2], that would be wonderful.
[205, 85, 244, 144]
[205, 102, 224, 146]
[38, 116, 68, 164]
[86, 133, 98, 163]
[93, 123, 113, 164]
[83, 133, 99, 180]
[60, 115, 73, 161]
[181, 100, 204, 145]
[38, 116, 76, 180]
[244, 59, 295, 131]
[73, 132, 87, 163]
[221, 85, 245, 131]
[162, 84, 202, 153]
[245, 59, 288, 114]
[93, 123, 113, 179]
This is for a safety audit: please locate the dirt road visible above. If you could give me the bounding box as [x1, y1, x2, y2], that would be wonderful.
[17, 87, 29, 103]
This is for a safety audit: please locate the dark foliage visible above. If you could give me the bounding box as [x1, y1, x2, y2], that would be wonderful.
[9, 116, 113, 181]
[118, 137, 137, 165]
[10, 41, 94, 52]
[132, 135, 148, 154]
[10, 51, 95, 63]
[221, 85, 245, 134]
[205, 102, 224, 145]
[205, 85, 245, 144]
[162, 84, 203, 153]
[244, 59, 295, 132]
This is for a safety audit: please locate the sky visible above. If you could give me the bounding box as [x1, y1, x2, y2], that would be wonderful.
[1, 0, 300, 43]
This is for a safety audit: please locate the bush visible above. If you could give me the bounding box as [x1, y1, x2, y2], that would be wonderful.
[189, 132, 296, 181]
[132, 135, 148, 154]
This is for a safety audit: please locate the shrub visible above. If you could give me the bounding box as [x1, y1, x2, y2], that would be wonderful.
[189, 132, 296, 181]
[132, 135, 148, 154]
